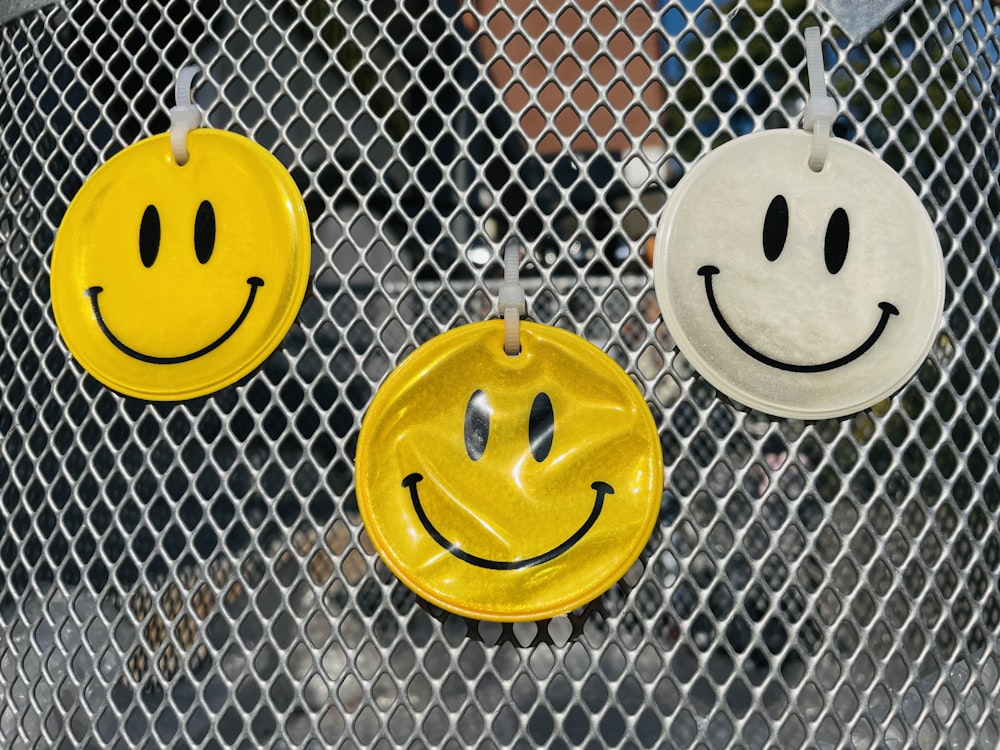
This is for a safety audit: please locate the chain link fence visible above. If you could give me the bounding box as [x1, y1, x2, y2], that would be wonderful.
[1, 0, 998, 747]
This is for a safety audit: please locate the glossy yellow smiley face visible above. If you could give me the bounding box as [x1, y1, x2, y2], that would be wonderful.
[51, 130, 310, 400]
[356, 321, 663, 622]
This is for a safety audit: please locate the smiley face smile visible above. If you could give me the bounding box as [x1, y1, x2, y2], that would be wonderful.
[402, 472, 614, 570]
[698, 265, 899, 373]
[83, 276, 264, 365]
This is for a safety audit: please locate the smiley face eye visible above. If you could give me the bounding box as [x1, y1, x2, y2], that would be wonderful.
[529, 392, 554, 462]
[762, 194, 788, 262]
[824, 207, 849, 274]
[195, 200, 216, 264]
[464, 390, 490, 461]
[139, 204, 160, 268]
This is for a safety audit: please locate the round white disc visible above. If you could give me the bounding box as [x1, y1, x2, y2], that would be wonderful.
[654, 130, 944, 420]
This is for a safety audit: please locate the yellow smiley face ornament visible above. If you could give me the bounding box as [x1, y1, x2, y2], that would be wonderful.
[356, 320, 663, 621]
[51, 72, 309, 400]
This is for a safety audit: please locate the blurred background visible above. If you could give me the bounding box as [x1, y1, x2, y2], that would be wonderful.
[1, 0, 998, 747]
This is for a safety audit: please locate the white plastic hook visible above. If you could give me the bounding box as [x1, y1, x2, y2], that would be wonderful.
[498, 242, 525, 356]
[170, 65, 203, 165]
[801, 27, 837, 171]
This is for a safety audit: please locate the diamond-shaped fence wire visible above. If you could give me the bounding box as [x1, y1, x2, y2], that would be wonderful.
[1, 0, 998, 747]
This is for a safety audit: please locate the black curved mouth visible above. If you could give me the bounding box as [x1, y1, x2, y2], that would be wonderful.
[698, 265, 898, 373]
[402, 472, 613, 571]
[84, 276, 264, 364]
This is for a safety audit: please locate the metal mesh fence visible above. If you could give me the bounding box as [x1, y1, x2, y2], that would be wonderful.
[1, 0, 998, 747]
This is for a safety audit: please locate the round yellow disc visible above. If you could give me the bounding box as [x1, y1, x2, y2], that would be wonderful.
[51, 130, 310, 400]
[356, 320, 663, 622]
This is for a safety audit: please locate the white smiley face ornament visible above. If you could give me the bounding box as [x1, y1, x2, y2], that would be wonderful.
[654, 33, 944, 420]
